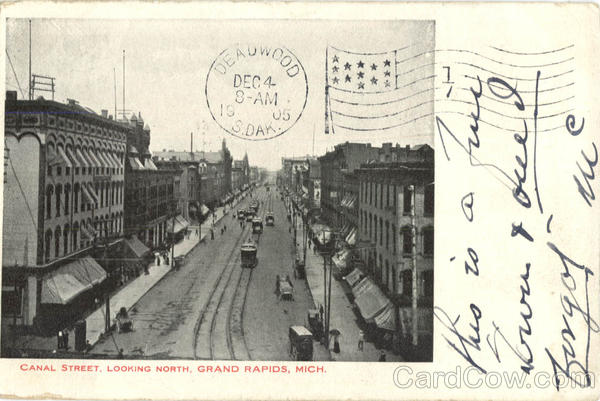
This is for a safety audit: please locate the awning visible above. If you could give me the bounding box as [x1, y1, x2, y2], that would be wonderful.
[66, 148, 80, 168]
[86, 183, 99, 204]
[75, 148, 90, 168]
[374, 303, 397, 331]
[332, 248, 350, 270]
[344, 268, 364, 287]
[128, 157, 145, 170]
[125, 235, 150, 258]
[80, 184, 95, 205]
[80, 224, 93, 240]
[353, 277, 374, 298]
[346, 227, 357, 245]
[41, 257, 107, 304]
[347, 195, 357, 209]
[167, 215, 190, 234]
[200, 204, 210, 216]
[340, 224, 352, 239]
[101, 150, 117, 168]
[354, 281, 391, 323]
[83, 148, 101, 167]
[56, 147, 72, 168]
[110, 152, 122, 168]
[144, 159, 158, 170]
[96, 150, 111, 168]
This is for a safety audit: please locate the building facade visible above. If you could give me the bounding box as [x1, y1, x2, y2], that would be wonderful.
[356, 144, 434, 359]
[3, 92, 127, 331]
[317, 142, 379, 230]
[123, 114, 178, 249]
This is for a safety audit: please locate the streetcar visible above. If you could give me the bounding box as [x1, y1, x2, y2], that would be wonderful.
[252, 218, 263, 234]
[265, 213, 274, 226]
[245, 209, 255, 222]
[241, 242, 258, 268]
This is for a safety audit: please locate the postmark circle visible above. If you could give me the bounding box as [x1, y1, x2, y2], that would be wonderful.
[205, 44, 308, 141]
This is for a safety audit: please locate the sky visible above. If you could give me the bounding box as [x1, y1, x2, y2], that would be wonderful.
[5, 19, 434, 170]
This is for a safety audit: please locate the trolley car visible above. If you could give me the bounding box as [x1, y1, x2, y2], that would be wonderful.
[241, 243, 258, 268]
[252, 218, 263, 234]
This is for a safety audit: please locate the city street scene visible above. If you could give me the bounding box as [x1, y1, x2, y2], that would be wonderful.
[2, 19, 434, 362]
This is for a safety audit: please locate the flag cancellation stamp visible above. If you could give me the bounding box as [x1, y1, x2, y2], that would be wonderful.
[205, 44, 308, 141]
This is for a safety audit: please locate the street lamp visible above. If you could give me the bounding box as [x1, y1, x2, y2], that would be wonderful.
[315, 228, 336, 349]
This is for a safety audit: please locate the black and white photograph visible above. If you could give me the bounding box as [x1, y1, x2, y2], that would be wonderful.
[1, 4, 599, 401]
[1, 18, 434, 362]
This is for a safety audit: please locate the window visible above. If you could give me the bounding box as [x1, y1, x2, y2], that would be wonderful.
[45, 230, 52, 262]
[57, 166, 62, 176]
[385, 221, 390, 249]
[373, 216, 377, 243]
[402, 226, 412, 254]
[392, 224, 397, 254]
[424, 183, 434, 216]
[379, 217, 383, 245]
[403, 186, 412, 214]
[369, 182, 373, 205]
[45, 185, 53, 219]
[64, 185, 70, 215]
[74, 185, 79, 213]
[374, 183, 378, 208]
[55, 185, 62, 217]
[72, 223, 79, 251]
[54, 226, 61, 258]
[48, 165, 52, 176]
[423, 270, 434, 299]
[423, 226, 434, 256]
[63, 225, 69, 255]
[401, 269, 412, 296]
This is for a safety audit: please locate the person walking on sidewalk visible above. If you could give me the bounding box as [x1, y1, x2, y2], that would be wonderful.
[378, 350, 387, 362]
[358, 330, 364, 351]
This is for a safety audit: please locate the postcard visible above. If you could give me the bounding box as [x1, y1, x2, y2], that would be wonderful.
[0, 2, 598, 400]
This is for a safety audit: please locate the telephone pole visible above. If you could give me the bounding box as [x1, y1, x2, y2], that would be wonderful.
[409, 185, 418, 347]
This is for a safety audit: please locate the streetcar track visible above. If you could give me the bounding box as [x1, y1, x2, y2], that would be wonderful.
[192, 199, 251, 360]
[193, 186, 271, 361]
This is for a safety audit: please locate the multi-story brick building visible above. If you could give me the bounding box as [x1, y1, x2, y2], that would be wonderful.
[317, 142, 379, 231]
[2, 92, 127, 333]
[355, 143, 434, 360]
[123, 114, 179, 249]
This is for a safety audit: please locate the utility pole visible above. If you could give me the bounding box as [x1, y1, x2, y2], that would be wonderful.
[113, 68, 117, 119]
[409, 185, 418, 347]
[122, 50, 125, 119]
[395, 190, 402, 353]
[28, 19, 31, 100]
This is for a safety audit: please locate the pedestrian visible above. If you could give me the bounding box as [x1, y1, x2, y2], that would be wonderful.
[286, 274, 293, 288]
[220, 227, 224, 235]
[358, 330, 364, 351]
[211, 229, 214, 240]
[378, 350, 387, 362]
[57, 330, 64, 349]
[240, 220, 243, 228]
[333, 336, 340, 354]
[63, 329, 70, 350]
[224, 224, 227, 232]
[275, 275, 280, 295]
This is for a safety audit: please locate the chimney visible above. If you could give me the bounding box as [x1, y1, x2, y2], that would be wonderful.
[101, 109, 108, 118]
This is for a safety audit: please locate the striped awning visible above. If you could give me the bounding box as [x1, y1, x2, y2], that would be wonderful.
[41, 257, 107, 304]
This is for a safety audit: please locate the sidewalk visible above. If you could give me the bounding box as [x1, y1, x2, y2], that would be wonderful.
[10, 200, 242, 353]
[293, 214, 402, 362]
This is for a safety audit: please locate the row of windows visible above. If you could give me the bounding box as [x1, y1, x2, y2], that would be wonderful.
[360, 181, 434, 216]
[46, 119, 128, 142]
[43, 213, 123, 262]
[363, 249, 434, 299]
[360, 209, 434, 256]
[48, 164, 123, 177]
[45, 181, 124, 220]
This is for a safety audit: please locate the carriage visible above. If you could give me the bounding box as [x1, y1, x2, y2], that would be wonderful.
[265, 213, 274, 226]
